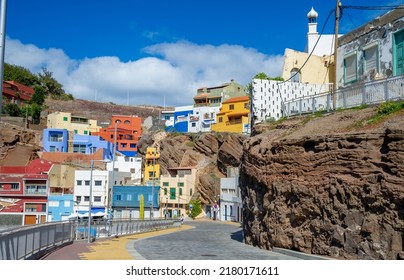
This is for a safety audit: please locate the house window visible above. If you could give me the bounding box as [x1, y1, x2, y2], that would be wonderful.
[163, 182, 169, 186]
[229, 104, 235, 110]
[94, 196, 101, 202]
[130, 143, 136, 148]
[74, 130, 78, 134]
[179, 188, 183, 196]
[63, 117, 68, 121]
[127, 194, 132, 200]
[190, 188, 193, 196]
[116, 194, 122, 201]
[94, 180, 102, 186]
[192, 123, 196, 127]
[344, 53, 357, 84]
[73, 144, 86, 153]
[84, 180, 90, 186]
[363, 44, 378, 75]
[76, 196, 82, 203]
[11, 183, 19, 190]
[164, 188, 168, 195]
[290, 68, 300, 82]
[177, 182, 184, 187]
[76, 180, 82, 186]
[84, 196, 90, 202]
[124, 120, 130, 124]
[64, 201, 70, 207]
[170, 188, 176, 199]
[49, 146, 56, 152]
[84, 130, 88, 135]
[218, 117, 223, 123]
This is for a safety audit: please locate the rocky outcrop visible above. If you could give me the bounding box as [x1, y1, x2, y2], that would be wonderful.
[137, 132, 246, 205]
[240, 128, 404, 259]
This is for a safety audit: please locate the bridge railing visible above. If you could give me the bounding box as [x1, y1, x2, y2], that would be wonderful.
[0, 218, 181, 260]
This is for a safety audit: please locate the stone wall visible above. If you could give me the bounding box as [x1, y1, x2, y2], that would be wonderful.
[240, 128, 404, 259]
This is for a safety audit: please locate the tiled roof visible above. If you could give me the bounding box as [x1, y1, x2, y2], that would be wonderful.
[221, 96, 249, 104]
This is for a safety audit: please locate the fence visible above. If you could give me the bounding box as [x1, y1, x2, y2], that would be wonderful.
[283, 75, 404, 117]
[0, 218, 181, 260]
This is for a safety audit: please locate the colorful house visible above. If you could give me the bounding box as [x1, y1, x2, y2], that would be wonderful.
[143, 147, 160, 184]
[112, 185, 160, 219]
[0, 159, 53, 225]
[2, 81, 34, 106]
[211, 96, 250, 134]
[159, 167, 197, 218]
[47, 194, 74, 221]
[93, 115, 142, 157]
[47, 112, 101, 135]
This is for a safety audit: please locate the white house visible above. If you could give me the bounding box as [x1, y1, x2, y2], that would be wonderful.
[219, 167, 242, 222]
[106, 156, 142, 185]
[73, 169, 130, 216]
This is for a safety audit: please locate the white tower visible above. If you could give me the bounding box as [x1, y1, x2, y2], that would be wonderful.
[306, 7, 319, 54]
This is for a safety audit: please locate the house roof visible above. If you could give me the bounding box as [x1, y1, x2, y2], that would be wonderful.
[221, 96, 249, 104]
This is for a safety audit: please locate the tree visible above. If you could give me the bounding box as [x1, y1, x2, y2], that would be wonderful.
[3, 63, 39, 86]
[2, 103, 21, 116]
[38, 68, 65, 98]
[31, 85, 46, 106]
[189, 198, 202, 219]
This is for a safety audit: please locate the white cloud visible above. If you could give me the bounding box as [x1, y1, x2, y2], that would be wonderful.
[5, 38, 284, 107]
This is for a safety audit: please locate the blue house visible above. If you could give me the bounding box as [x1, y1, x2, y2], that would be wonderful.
[73, 134, 113, 160]
[112, 185, 160, 219]
[42, 128, 68, 152]
[42, 129, 113, 160]
[173, 105, 193, 133]
[47, 194, 74, 221]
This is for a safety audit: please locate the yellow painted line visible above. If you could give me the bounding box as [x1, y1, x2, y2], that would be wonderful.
[80, 225, 193, 260]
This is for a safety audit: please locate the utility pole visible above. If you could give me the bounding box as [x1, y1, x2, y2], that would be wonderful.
[333, 0, 341, 110]
[0, 0, 8, 121]
[108, 122, 117, 219]
[151, 148, 156, 219]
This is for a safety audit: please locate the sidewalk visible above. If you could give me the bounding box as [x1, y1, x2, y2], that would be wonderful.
[41, 225, 193, 260]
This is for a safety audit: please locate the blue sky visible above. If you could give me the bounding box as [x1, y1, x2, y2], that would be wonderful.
[4, 0, 401, 107]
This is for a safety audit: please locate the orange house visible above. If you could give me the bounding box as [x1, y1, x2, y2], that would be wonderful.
[93, 115, 142, 156]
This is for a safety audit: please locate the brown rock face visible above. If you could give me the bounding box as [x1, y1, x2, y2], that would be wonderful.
[137, 132, 246, 205]
[240, 128, 404, 259]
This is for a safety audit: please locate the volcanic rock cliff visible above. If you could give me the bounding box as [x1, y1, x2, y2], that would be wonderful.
[240, 107, 404, 260]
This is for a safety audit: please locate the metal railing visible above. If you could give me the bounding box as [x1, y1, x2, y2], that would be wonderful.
[0, 218, 181, 260]
[283, 75, 404, 117]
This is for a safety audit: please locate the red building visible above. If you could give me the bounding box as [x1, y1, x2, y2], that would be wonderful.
[2, 81, 34, 106]
[93, 115, 142, 157]
[0, 159, 53, 225]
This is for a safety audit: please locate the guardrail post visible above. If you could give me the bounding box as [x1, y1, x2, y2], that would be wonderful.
[327, 93, 331, 111]
[384, 78, 389, 101]
[312, 97, 315, 113]
[299, 99, 302, 115]
[361, 85, 366, 105]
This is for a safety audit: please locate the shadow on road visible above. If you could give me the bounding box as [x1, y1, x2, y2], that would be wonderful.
[230, 229, 243, 242]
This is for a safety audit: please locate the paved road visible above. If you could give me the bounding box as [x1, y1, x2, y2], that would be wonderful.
[130, 221, 302, 260]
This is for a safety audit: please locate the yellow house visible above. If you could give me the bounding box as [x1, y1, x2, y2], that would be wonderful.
[211, 96, 250, 133]
[159, 167, 197, 218]
[143, 147, 160, 184]
[47, 112, 101, 135]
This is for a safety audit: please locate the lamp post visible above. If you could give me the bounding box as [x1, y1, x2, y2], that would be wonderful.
[88, 159, 94, 243]
[87, 159, 111, 243]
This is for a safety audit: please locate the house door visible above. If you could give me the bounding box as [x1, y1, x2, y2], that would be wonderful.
[24, 215, 36, 225]
[394, 30, 404, 76]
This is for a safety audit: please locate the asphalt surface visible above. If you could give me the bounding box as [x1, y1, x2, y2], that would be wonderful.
[130, 221, 315, 260]
[42, 220, 329, 260]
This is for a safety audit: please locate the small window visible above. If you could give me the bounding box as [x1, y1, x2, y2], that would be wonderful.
[229, 104, 235, 110]
[94, 196, 101, 202]
[84, 196, 90, 202]
[290, 68, 300, 83]
[164, 188, 168, 195]
[177, 182, 184, 187]
[63, 117, 68, 121]
[124, 120, 130, 124]
[84, 130, 88, 135]
[84, 180, 90, 186]
[127, 194, 132, 200]
[11, 183, 19, 190]
[76, 196, 82, 203]
[170, 188, 176, 199]
[76, 180, 82, 186]
[94, 180, 102, 186]
[218, 117, 223, 123]
[116, 194, 122, 201]
[179, 188, 183, 196]
[163, 182, 169, 186]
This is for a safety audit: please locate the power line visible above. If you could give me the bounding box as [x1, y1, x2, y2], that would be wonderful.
[342, 5, 404, 11]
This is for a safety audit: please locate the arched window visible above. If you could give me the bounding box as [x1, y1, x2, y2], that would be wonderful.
[124, 120, 130, 124]
[115, 119, 121, 123]
[290, 68, 300, 82]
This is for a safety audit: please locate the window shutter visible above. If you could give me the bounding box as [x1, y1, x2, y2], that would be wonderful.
[344, 55, 357, 83]
[364, 46, 377, 72]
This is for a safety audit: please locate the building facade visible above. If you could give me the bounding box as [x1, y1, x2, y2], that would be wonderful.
[93, 115, 142, 157]
[159, 167, 197, 218]
[211, 96, 250, 133]
[0, 159, 53, 225]
[219, 167, 242, 222]
[47, 194, 74, 221]
[336, 8, 404, 87]
[112, 185, 160, 219]
[47, 112, 101, 135]
[143, 147, 160, 184]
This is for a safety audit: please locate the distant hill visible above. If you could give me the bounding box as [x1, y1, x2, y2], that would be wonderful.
[43, 98, 170, 125]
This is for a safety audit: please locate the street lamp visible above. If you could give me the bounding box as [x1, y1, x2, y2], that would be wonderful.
[88, 159, 110, 243]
